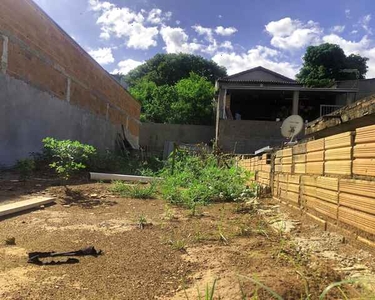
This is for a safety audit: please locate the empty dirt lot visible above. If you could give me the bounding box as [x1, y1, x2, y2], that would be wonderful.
[1, 178, 375, 299]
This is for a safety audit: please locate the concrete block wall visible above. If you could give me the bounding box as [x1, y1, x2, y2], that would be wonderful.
[219, 120, 285, 154]
[242, 123, 375, 243]
[140, 123, 215, 155]
[0, 0, 141, 166]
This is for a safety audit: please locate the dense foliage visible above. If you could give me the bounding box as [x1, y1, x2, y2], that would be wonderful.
[124, 53, 227, 87]
[297, 43, 368, 87]
[130, 72, 215, 125]
[157, 150, 256, 209]
[42, 138, 96, 180]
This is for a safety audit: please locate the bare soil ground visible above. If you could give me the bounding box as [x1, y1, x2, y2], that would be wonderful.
[1, 174, 375, 299]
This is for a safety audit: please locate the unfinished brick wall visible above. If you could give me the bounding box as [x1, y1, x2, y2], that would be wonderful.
[0, 0, 140, 141]
[241, 124, 375, 246]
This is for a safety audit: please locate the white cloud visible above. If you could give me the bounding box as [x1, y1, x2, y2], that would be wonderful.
[351, 30, 358, 35]
[89, 0, 160, 50]
[88, 47, 115, 65]
[265, 17, 322, 50]
[220, 41, 233, 50]
[192, 25, 214, 42]
[215, 26, 238, 36]
[218, 15, 222, 19]
[160, 26, 202, 53]
[323, 34, 371, 54]
[176, 20, 181, 25]
[212, 45, 299, 78]
[359, 14, 372, 34]
[112, 59, 144, 74]
[345, 9, 351, 19]
[331, 25, 345, 33]
[146, 8, 172, 25]
[89, 0, 114, 12]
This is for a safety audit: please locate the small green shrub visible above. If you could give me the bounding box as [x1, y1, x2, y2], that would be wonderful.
[42, 137, 96, 181]
[158, 150, 256, 208]
[15, 158, 35, 180]
[111, 181, 156, 199]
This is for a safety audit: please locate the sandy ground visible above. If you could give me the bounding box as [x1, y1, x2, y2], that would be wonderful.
[0, 179, 375, 299]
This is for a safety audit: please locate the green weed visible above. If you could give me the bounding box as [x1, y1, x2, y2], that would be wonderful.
[15, 158, 35, 181]
[111, 181, 156, 199]
[158, 151, 256, 208]
[137, 214, 148, 229]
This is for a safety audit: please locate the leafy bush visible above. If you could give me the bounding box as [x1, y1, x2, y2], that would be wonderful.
[89, 150, 163, 175]
[158, 150, 256, 208]
[42, 138, 96, 180]
[110, 181, 156, 199]
[15, 159, 35, 180]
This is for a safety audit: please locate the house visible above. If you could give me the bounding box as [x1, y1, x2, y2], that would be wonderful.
[215, 66, 375, 154]
[0, 0, 141, 166]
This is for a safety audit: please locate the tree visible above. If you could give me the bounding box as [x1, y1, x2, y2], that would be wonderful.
[124, 53, 227, 87]
[129, 73, 215, 125]
[296, 43, 369, 87]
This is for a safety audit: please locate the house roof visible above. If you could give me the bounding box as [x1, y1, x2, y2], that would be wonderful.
[218, 66, 297, 84]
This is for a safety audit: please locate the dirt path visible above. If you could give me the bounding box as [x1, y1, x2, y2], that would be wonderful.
[0, 182, 374, 299]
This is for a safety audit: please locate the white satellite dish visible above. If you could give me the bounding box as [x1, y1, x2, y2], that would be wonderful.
[281, 115, 304, 142]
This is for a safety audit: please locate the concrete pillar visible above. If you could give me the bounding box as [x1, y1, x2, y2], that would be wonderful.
[215, 88, 225, 142]
[1, 35, 8, 74]
[292, 90, 299, 115]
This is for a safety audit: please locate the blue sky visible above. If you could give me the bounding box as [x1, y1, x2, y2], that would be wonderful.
[33, 0, 375, 78]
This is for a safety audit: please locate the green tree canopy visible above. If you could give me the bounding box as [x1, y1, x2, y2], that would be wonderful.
[296, 43, 369, 87]
[124, 53, 227, 87]
[129, 72, 215, 125]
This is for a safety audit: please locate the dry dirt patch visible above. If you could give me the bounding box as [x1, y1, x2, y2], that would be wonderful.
[0, 181, 373, 299]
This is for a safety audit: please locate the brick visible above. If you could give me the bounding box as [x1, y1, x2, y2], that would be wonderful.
[282, 148, 293, 157]
[7, 41, 67, 99]
[340, 178, 375, 198]
[294, 154, 306, 163]
[339, 206, 375, 235]
[325, 147, 352, 161]
[288, 174, 300, 185]
[306, 162, 324, 175]
[70, 82, 107, 117]
[353, 159, 375, 177]
[294, 163, 306, 174]
[316, 187, 338, 204]
[354, 143, 375, 159]
[316, 177, 338, 191]
[307, 139, 324, 152]
[293, 143, 306, 155]
[308, 198, 337, 220]
[301, 175, 316, 187]
[340, 192, 375, 215]
[301, 185, 316, 197]
[306, 150, 324, 162]
[325, 131, 353, 149]
[287, 183, 299, 193]
[324, 160, 352, 176]
[282, 156, 292, 164]
[355, 124, 375, 144]
[128, 118, 140, 137]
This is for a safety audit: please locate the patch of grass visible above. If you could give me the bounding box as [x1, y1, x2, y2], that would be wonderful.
[163, 204, 176, 220]
[137, 214, 148, 229]
[170, 239, 187, 251]
[111, 181, 156, 199]
[158, 150, 257, 208]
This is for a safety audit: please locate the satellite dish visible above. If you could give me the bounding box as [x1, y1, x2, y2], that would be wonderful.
[281, 115, 304, 142]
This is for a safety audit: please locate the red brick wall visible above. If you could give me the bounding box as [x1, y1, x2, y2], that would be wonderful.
[0, 0, 140, 139]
